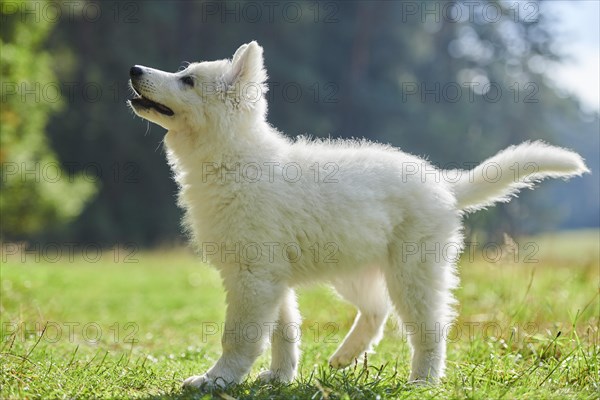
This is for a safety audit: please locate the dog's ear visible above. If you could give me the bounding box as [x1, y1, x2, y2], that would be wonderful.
[226, 41, 267, 86]
[231, 43, 250, 66]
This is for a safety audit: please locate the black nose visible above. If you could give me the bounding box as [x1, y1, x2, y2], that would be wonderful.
[130, 66, 144, 77]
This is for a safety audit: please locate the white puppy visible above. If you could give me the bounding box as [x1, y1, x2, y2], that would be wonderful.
[128, 42, 588, 388]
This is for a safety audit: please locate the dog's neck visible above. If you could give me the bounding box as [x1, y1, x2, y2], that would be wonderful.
[164, 118, 287, 187]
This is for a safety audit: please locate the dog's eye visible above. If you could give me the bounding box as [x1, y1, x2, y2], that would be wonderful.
[180, 76, 194, 87]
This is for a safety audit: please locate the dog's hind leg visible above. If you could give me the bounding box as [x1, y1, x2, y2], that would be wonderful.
[384, 231, 460, 384]
[258, 288, 301, 383]
[329, 267, 390, 368]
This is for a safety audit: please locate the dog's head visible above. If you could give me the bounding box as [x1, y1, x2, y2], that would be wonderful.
[128, 41, 268, 133]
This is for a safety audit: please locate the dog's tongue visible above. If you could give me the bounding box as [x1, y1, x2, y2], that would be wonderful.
[131, 95, 174, 116]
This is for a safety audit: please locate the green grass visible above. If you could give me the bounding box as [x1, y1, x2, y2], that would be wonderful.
[1, 230, 598, 399]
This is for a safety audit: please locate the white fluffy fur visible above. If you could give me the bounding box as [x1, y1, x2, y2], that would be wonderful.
[128, 42, 589, 388]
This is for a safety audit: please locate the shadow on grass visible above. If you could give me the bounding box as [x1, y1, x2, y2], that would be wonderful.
[138, 363, 439, 400]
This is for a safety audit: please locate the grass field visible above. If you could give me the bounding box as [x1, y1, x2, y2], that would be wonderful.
[1, 230, 598, 399]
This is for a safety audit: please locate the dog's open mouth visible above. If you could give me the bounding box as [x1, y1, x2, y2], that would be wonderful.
[129, 87, 174, 116]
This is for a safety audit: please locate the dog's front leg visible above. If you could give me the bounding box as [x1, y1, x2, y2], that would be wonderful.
[258, 288, 301, 383]
[183, 267, 286, 390]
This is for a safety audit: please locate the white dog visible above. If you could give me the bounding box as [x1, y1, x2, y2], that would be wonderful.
[128, 42, 588, 388]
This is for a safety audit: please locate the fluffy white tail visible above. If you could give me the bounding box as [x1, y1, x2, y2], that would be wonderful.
[451, 141, 589, 213]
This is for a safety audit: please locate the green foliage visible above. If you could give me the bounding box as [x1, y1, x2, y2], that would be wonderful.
[0, 1, 597, 244]
[1, 231, 598, 398]
[0, 0, 96, 238]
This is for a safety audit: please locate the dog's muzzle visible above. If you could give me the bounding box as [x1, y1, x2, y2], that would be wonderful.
[128, 66, 174, 116]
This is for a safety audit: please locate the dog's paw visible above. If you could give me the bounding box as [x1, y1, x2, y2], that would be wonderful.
[257, 369, 294, 384]
[182, 374, 229, 390]
[407, 377, 438, 386]
[328, 351, 358, 369]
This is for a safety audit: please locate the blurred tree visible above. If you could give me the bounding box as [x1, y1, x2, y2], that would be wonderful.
[2, 0, 595, 245]
[0, 0, 96, 239]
